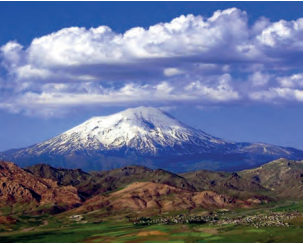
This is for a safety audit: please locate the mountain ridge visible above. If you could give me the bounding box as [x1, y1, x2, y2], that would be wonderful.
[0, 158, 302, 216]
[0, 161, 81, 215]
[0, 106, 302, 172]
[25, 158, 303, 201]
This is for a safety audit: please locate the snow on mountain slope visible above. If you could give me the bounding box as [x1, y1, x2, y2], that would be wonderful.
[0, 106, 302, 172]
[235, 142, 294, 156]
[14, 106, 233, 157]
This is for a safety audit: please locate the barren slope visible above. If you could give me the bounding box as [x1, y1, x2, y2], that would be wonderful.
[0, 161, 81, 214]
[78, 182, 248, 215]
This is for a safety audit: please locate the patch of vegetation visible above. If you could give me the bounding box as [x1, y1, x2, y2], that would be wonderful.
[0, 205, 302, 243]
[272, 201, 303, 213]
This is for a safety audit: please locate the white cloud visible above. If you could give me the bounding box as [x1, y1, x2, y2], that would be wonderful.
[256, 18, 303, 49]
[277, 73, 303, 88]
[0, 76, 241, 117]
[15, 65, 52, 80]
[185, 74, 239, 101]
[249, 71, 271, 87]
[163, 68, 184, 77]
[0, 71, 302, 118]
[0, 41, 23, 67]
[249, 87, 303, 103]
[1, 8, 301, 81]
[0, 8, 302, 117]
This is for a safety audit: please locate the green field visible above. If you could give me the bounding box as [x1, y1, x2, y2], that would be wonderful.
[0, 202, 302, 243]
[0, 201, 303, 243]
[0, 221, 302, 243]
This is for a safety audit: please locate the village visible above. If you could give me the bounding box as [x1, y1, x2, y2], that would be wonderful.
[132, 210, 301, 228]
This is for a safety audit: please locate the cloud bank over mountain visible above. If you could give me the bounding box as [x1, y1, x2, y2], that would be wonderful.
[0, 8, 302, 117]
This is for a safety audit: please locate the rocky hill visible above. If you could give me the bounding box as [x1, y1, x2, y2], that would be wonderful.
[0, 161, 81, 214]
[239, 158, 303, 199]
[25, 158, 303, 202]
[180, 170, 269, 200]
[0, 158, 302, 217]
[25, 164, 196, 198]
[76, 182, 247, 215]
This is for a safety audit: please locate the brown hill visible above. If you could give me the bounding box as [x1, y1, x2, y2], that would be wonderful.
[180, 170, 269, 200]
[26, 159, 302, 202]
[2, 158, 300, 217]
[24, 163, 91, 186]
[78, 182, 247, 215]
[239, 158, 303, 199]
[0, 161, 81, 214]
[25, 165, 195, 198]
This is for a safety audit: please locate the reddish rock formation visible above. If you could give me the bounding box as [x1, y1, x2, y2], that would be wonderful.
[80, 182, 248, 214]
[0, 161, 81, 213]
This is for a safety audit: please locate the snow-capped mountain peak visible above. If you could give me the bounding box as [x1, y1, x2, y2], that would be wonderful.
[45, 106, 225, 155]
[12, 106, 229, 157]
[1, 106, 301, 173]
[67, 106, 186, 137]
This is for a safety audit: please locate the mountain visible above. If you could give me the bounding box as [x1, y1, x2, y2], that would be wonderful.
[76, 182, 247, 215]
[180, 170, 269, 200]
[25, 164, 196, 198]
[0, 161, 81, 215]
[24, 164, 91, 188]
[0, 161, 302, 243]
[239, 158, 303, 199]
[0, 106, 302, 172]
[182, 158, 303, 200]
[0, 161, 256, 218]
[25, 158, 303, 201]
[0, 158, 302, 219]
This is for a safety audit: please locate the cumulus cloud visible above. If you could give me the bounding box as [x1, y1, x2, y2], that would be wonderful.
[256, 18, 303, 49]
[277, 73, 303, 88]
[164, 68, 184, 77]
[0, 8, 302, 117]
[249, 87, 303, 103]
[0, 77, 238, 117]
[249, 72, 272, 87]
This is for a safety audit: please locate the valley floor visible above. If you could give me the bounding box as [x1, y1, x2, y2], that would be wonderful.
[0, 201, 302, 243]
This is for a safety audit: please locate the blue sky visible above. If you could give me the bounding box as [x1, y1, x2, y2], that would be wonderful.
[0, 1, 302, 151]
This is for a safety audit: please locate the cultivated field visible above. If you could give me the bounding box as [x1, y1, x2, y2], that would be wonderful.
[0, 201, 302, 243]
